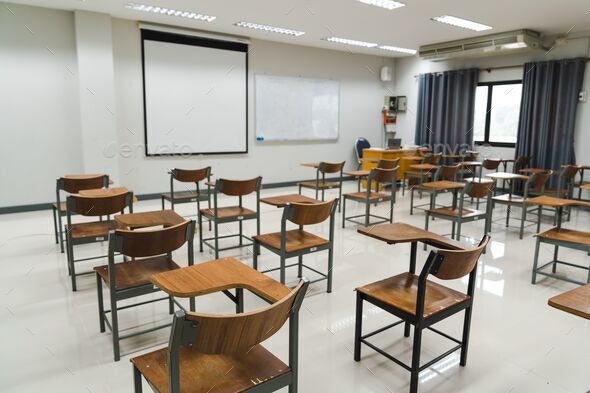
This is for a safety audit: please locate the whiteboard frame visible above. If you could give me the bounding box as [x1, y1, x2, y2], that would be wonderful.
[254, 74, 341, 142]
[141, 29, 249, 156]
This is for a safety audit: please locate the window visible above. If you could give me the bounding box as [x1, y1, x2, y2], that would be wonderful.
[473, 81, 522, 147]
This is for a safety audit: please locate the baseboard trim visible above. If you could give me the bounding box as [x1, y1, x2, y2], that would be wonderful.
[0, 176, 354, 215]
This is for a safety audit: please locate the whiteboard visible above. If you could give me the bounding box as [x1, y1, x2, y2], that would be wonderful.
[142, 30, 247, 155]
[255, 75, 340, 141]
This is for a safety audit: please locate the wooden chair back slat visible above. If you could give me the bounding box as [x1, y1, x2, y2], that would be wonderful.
[432, 236, 490, 280]
[560, 165, 581, 182]
[371, 167, 398, 184]
[319, 161, 345, 174]
[68, 192, 131, 216]
[172, 167, 210, 183]
[218, 177, 261, 196]
[287, 199, 337, 226]
[438, 164, 460, 180]
[424, 153, 442, 165]
[482, 159, 501, 171]
[116, 221, 191, 257]
[514, 156, 530, 171]
[186, 280, 306, 354]
[528, 171, 552, 193]
[60, 175, 108, 193]
[377, 158, 400, 169]
[465, 181, 494, 199]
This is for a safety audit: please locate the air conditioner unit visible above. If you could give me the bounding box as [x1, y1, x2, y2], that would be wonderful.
[419, 29, 542, 61]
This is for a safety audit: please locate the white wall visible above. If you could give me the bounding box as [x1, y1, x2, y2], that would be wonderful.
[0, 3, 394, 208]
[393, 38, 590, 162]
[0, 3, 82, 206]
[112, 18, 395, 196]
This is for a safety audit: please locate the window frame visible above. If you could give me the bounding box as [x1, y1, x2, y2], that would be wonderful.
[474, 79, 522, 148]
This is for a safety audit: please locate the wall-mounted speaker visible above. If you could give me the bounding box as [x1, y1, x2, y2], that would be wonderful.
[380, 66, 392, 82]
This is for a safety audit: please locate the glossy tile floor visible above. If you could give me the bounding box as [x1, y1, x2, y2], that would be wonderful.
[1, 183, 589, 393]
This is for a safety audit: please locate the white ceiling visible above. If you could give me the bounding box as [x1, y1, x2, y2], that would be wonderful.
[8, 0, 590, 57]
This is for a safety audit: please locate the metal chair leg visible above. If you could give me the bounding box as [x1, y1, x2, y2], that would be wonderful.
[133, 365, 143, 393]
[460, 306, 473, 366]
[353, 293, 363, 361]
[342, 197, 347, 228]
[52, 207, 58, 244]
[161, 197, 165, 210]
[198, 214, 203, 252]
[168, 295, 174, 314]
[280, 255, 286, 284]
[552, 246, 559, 273]
[327, 248, 334, 293]
[96, 273, 105, 333]
[253, 241, 259, 270]
[410, 188, 414, 215]
[531, 238, 541, 284]
[409, 326, 423, 393]
[297, 256, 303, 278]
[111, 294, 120, 361]
[214, 220, 219, 259]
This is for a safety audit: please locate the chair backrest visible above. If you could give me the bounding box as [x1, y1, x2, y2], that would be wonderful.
[185, 280, 308, 354]
[67, 191, 132, 217]
[464, 152, 478, 161]
[431, 235, 490, 280]
[424, 153, 442, 165]
[436, 164, 460, 181]
[377, 158, 400, 169]
[514, 156, 530, 172]
[319, 161, 345, 174]
[171, 167, 210, 183]
[526, 171, 552, 193]
[482, 159, 501, 171]
[369, 167, 398, 185]
[286, 199, 337, 226]
[464, 181, 494, 199]
[112, 221, 193, 258]
[217, 177, 261, 196]
[354, 138, 371, 162]
[58, 175, 109, 194]
[559, 165, 580, 184]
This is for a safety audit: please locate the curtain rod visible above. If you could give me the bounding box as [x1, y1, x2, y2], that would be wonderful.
[413, 57, 590, 78]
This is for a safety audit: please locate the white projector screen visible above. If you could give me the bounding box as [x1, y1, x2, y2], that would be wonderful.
[255, 75, 340, 141]
[141, 30, 248, 155]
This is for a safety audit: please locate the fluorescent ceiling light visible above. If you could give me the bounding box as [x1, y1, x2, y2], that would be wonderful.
[324, 37, 378, 48]
[125, 3, 216, 22]
[503, 42, 527, 49]
[431, 15, 492, 32]
[235, 21, 305, 37]
[379, 45, 416, 54]
[357, 0, 405, 10]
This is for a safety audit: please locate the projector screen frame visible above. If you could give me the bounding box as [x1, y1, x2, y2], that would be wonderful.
[140, 29, 249, 157]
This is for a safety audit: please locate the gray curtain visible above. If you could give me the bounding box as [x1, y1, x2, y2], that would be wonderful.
[414, 68, 478, 153]
[515, 58, 586, 174]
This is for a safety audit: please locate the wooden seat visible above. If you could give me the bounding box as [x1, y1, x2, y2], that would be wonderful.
[427, 207, 485, 219]
[357, 272, 470, 318]
[132, 344, 289, 393]
[254, 230, 329, 253]
[254, 200, 337, 291]
[535, 228, 590, 246]
[343, 191, 390, 201]
[161, 190, 202, 201]
[96, 220, 195, 361]
[297, 180, 339, 189]
[94, 256, 180, 290]
[131, 280, 309, 393]
[354, 236, 489, 393]
[68, 220, 118, 239]
[199, 206, 257, 219]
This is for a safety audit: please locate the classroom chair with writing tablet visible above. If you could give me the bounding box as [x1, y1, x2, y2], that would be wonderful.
[298, 161, 345, 211]
[410, 164, 460, 215]
[402, 153, 441, 196]
[160, 167, 212, 216]
[253, 199, 337, 292]
[65, 191, 134, 291]
[131, 279, 309, 393]
[54, 174, 109, 253]
[94, 220, 195, 361]
[198, 177, 262, 259]
[342, 167, 398, 227]
[354, 236, 489, 393]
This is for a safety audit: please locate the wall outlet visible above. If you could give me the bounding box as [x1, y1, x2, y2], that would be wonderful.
[579, 90, 587, 103]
